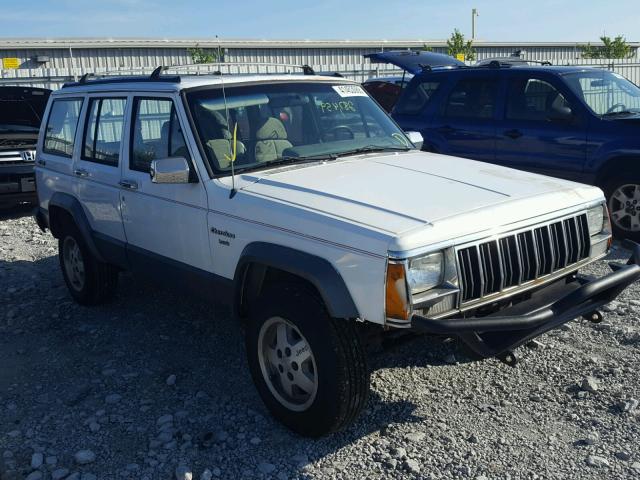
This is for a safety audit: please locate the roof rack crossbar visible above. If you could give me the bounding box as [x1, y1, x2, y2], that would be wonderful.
[61, 61, 319, 89]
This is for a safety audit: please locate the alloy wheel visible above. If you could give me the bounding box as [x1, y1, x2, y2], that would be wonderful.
[63, 237, 85, 292]
[257, 316, 318, 412]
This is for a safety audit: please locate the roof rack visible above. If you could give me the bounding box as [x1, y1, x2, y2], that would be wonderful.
[61, 62, 317, 88]
[475, 57, 553, 68]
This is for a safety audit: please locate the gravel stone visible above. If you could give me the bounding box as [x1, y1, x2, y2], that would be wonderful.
[615, 451, 632, 461]
[403, 431, 426, 443]
[25, 472, 43, 480]
[257, 462, 276, 474]
[74, 449, 96, 465]
[51, 469, 70, 480]
[166, 374, 177, 386]
[30, 452, 44, 469]
[581, 376, 599, 393]
[105, 393, 122, 404]
[175, 466, 193, 480]
[586, 455, 610, 468]
[404, 458, 421, 474]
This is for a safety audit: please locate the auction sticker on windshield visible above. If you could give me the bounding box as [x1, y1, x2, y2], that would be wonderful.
[332, 85, 368, 97]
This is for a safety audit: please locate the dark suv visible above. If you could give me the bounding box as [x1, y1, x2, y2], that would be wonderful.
[0, 86, 51, 208]
[367, 52, 640, 241]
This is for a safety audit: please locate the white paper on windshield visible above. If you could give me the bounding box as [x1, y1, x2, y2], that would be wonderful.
[332, 85, 368, 97]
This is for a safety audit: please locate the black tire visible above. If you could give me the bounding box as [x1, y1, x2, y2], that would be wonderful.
[603, 175, 640, 242]
[58, 222, 118, 305]
[245, 283, 369, 437]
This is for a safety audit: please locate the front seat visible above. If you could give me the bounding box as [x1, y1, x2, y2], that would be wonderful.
[254, 117, 293, 163]
[195, 107, 246, 169]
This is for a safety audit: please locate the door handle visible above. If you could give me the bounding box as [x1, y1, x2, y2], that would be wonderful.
[119, 179, 138, 190]
[504, 129, 523, 139]
[74, 168, 89, 177]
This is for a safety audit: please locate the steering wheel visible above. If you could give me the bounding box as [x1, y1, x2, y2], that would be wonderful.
[323, 125, 355, 141]
[606, 103, 627, 114]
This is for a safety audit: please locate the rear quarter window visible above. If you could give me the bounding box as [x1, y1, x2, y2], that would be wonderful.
[43, 98, 83, 158]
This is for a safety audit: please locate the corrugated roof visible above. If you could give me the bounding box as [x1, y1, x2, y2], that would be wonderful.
[2, 38, 638, 49]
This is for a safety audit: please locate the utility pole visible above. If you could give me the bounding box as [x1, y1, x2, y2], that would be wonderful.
[471, 8, 479, 40]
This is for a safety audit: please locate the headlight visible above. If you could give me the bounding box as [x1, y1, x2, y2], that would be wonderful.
[586, 204, 605, 236]
[407, 252, 443, 294]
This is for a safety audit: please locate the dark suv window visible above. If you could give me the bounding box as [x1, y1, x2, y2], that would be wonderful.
[506, 78, 571, 122]
[443, 78, 496, 119]
[394, 80, 441, 115]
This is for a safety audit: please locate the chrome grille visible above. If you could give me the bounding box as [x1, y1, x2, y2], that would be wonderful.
[457, 213, 591, 303]
[0, 150, 23, 163]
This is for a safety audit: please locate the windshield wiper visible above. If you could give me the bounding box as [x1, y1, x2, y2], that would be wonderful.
[229, 152, 338, 175]
[335, 145, 412, 157]
[602, 110, 639, 117]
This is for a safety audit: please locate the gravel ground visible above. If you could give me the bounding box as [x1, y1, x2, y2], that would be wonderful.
[1, 206, 639, 480]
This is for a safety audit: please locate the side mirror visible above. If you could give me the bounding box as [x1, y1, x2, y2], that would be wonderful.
[150, 157, 190, 184]
[405, 131, 424, 150]
[548, 106, 574, 123]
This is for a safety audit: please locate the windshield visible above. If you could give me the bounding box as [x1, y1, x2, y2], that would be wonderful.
[564, 70, 640, 116]
[186, 82, 413, 174]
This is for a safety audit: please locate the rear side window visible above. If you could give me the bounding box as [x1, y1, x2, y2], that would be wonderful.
[43, 98, 83, 158]
[506, 78, 571, 121]
[443, 78, 496, 119]
[83, 98, 126, 166]
[394, 80, 441, 115]
[130, 98, 190, 173]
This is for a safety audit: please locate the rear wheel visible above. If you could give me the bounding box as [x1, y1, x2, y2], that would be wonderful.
[604, 176, 640, 242]
[58, 223, 118, 305]
[245, 283, 369, 437]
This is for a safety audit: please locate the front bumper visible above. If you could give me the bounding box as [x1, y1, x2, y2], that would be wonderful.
[411, 242, 640, 358]
[0, 162, 37, 206]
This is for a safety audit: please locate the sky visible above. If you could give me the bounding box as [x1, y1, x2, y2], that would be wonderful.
[2, 0, 639, 41]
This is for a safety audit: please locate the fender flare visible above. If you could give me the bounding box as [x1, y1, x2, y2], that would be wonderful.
[234, 242, 360, 319]
[48, 192, 105, 262]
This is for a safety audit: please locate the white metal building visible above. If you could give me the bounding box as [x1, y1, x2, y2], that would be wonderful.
[1, 38, 639, 88]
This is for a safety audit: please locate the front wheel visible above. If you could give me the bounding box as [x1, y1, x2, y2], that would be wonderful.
[604, 176, 640, 242]
[245, 284, 369, 437]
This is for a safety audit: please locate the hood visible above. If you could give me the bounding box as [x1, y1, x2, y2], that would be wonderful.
[0, 86, 51, 131]
[365, 51, 464, 75]
[235, 151, 602, 254]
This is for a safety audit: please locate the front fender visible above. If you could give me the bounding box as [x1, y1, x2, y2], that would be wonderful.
[234, 242, 360, 319]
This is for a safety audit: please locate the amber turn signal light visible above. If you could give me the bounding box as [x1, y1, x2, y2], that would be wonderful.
[385, 263, 409, 320]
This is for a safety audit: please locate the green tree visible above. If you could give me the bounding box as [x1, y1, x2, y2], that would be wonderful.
[446, 29, 476, 61]
[421, 44, 433, 52]
[188, 45, 220, 64]
[581, 36, 634, 59]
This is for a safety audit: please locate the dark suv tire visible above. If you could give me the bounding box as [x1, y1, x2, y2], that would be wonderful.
[604, 175, 640, 242]
[58, 223, 118, 305]
[245, 283, 369, 437]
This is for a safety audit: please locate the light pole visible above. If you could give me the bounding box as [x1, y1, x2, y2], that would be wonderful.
[471, 8, 479, 40]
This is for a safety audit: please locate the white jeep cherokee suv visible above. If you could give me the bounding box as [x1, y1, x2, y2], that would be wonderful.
[34, 68, 640, 437]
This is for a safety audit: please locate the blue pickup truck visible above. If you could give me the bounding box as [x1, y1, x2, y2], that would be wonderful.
[366, 51, 640, 241]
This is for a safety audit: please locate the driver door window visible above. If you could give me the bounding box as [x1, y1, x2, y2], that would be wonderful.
[506, 78, 572, 122]
[130, 98, 191, 173]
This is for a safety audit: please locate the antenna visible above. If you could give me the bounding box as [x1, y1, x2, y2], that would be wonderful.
[217, 35, 237, 199]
